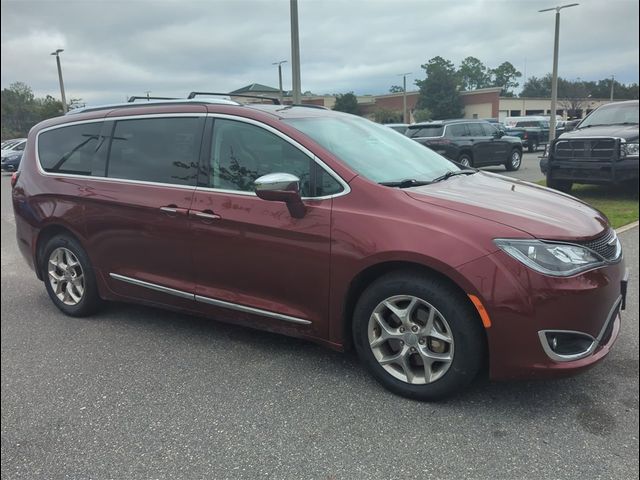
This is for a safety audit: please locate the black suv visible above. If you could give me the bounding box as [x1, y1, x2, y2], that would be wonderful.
[541, 100, 639, 192]
[405, 120, 523, 171]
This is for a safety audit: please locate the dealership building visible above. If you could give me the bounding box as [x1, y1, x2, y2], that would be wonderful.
[231, 84, 616, 121]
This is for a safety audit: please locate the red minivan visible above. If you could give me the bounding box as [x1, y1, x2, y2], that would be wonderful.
[12, 97, 628, 400]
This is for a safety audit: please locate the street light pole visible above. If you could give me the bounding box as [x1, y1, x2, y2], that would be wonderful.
[610, 74, 615, 101]
[290, 0, 301, 104]
[51, 49, 67, 113]
[398, 72, 411, 123]
[273, 60, 288, 103]
[539, 3, 579, 142]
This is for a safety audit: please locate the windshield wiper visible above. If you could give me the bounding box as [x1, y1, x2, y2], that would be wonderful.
[430, 169, 477, 184]
[379, 179, 432, 188]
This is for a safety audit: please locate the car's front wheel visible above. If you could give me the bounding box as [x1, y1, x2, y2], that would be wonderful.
[352, 271, 485, 401]
[42, 234, 102, 317]
[457, 153, 473, 168]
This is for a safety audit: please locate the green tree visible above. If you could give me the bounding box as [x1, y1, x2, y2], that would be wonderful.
[491, 62, 522, 96]
[389, 85, 404, 93]
[1, 82, 82, 139]
[458, 56, 490, 91]
[520, 75, 552, 97]
[332, 92, 360, 114]
[412, 108, 432, 123]
[373, 108, 402, 123]
[415, 56, 463, 119]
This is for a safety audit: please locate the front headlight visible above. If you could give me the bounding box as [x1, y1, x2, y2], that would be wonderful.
[621, 141, 639, 158]
[494, 239, 605, 276]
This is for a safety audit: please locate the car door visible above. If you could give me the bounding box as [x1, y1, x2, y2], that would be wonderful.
[189, 116, 345, 339]
[482, 122, 508, 160]
[82, 112, 206, 308]
[467, 122, 492, 165]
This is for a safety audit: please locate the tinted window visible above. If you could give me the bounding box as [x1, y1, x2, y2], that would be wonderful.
[13, 141, 26, 151]
[210, 119, 342, 197]
[467, 123, 485, 136]
[406, 125, 444, 138]
[107, 117, 202, 186]
[447, 124, 467, 137]
[481, 123, 498, 136]
[38, 122, 104, 175]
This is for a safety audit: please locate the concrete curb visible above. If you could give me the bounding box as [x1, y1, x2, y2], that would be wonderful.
[616, 221, 639, 234]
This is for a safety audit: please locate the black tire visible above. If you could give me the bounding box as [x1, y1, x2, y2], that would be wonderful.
[546, 176, 573, 193]
[457, 153, 473, 168]
[352, 271, 485, 401]
[528, 141, 538, 153]
[505, 148, 522, 171]
[41, 234, 102, 317]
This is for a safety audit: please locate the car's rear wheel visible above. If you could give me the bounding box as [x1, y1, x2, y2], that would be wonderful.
[458, 153, 473, 168]
[505, 149, 522, 171]
[546, 176, 573, 193]
[352, 271, 485, 401]
[42, 235, 102, 317]
[528, 141, 538, 153]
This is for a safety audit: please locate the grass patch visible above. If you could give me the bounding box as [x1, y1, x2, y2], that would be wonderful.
[536, 181, 639, 229]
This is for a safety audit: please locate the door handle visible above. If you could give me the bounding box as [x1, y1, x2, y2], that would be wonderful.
[190, 210, 222, 221]
[160, 205, 189, 217]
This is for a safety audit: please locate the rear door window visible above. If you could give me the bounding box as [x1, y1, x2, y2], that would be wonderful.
[466, 123, 485, 136]
[447, 124, 468, 137]
[106, 117, 203, 186]
[38, 122, 104, 176]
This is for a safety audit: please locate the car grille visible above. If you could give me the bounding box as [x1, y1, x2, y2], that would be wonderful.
[554, 139, 617, 162]
[577, 229, 620, 261]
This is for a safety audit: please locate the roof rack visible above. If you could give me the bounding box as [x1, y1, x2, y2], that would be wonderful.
[188, 91, 280, 105]
[66, 98, 240, 115]
[287, 104, 329, 110]
[127, 96, 180, 103]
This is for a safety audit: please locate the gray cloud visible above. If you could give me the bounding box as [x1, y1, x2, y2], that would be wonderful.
[1, 0, 638, 105]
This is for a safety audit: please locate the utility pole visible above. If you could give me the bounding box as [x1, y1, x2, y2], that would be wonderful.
[273, 60, 288, 103]
[51, 49, 67, 113]
[610, 75, 615, 101]
[398, 72, 411, 123]
[539, 3, 579, 142]
[290, 0, 301, 104]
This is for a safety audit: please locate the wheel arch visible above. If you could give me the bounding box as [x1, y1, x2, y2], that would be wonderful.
[341, 260, 489, 362]
[35, 223, 85, 281]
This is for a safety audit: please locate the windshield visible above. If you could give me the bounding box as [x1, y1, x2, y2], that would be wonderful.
[285, 115, 459, 184]
[580, 103, 639, 128]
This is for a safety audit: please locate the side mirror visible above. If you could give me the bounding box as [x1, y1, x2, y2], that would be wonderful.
[493, 130, 505, 138]
[255, 173, 306, 218]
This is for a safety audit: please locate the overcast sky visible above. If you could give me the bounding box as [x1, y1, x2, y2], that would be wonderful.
[1, 0, 638, 105]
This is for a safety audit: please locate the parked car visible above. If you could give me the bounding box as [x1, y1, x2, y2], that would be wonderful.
[1, 150, 22, 172]
[541, 100, 639, 192]
[405, 119, 523, 170]
[12, 97, 627, 400]
[503, 116, 550, 152]
[383, 123, 410, 134]
[1, 138, 26, 156]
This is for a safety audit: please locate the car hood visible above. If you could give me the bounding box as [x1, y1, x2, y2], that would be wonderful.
[561, 124, 638, 141]
[405, 172, 609, 241]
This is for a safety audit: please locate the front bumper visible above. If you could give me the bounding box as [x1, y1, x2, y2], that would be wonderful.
[541, 156, 639, 184]
[459, 249, 627, 381]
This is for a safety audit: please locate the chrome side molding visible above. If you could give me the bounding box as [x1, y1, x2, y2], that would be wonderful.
[109, 273, 311, 326]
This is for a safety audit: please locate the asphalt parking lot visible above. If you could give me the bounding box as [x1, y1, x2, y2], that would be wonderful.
[1, 172, 638, 480]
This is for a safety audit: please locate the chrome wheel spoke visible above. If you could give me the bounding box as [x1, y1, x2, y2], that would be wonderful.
[367, 294, 455, 385]
[47, 247, 85, 306]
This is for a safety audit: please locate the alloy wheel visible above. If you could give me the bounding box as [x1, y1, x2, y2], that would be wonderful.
[47, 247, 85, 306]
[367, 295, 454, 384]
